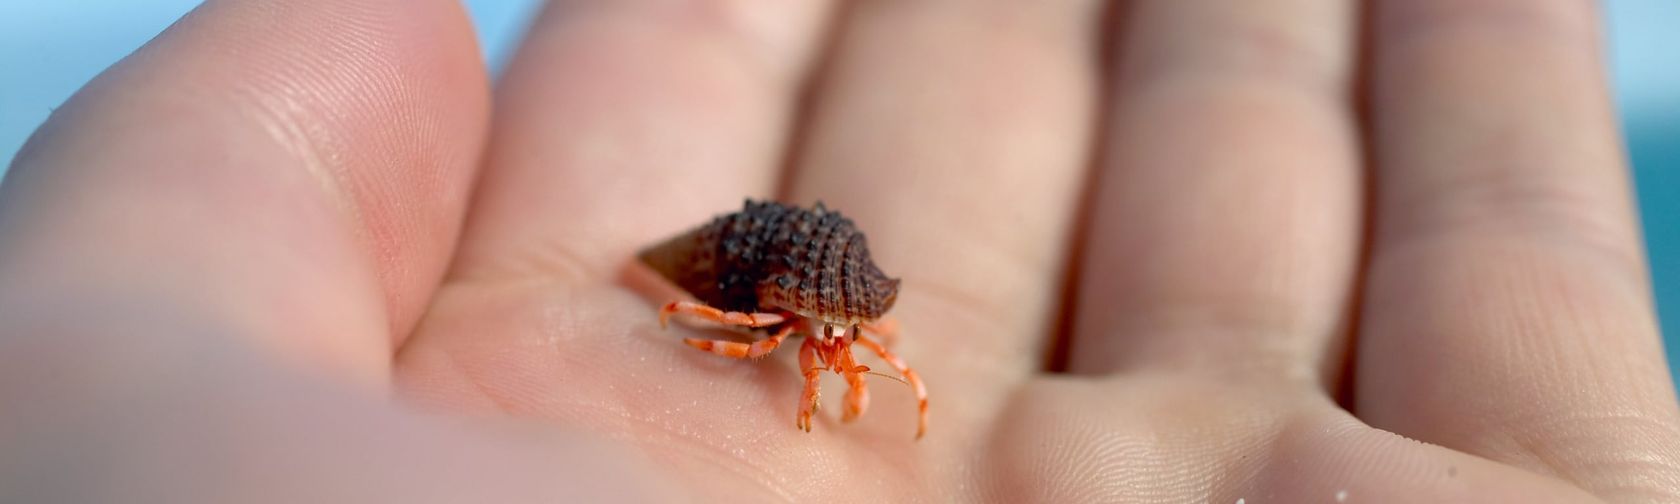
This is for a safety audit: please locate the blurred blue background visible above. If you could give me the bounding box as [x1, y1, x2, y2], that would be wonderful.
[1, 1, 1676, 383]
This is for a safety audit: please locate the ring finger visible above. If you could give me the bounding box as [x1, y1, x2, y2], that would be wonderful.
[1067, 0, 1362, 389]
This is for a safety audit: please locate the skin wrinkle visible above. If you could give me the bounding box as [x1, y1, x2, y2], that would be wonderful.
[1494, 412, 1680, 500]
[986, 377, 1298, 502]
[1379, 177, 1643, 274]
[1097, 324, 1321, 386]
[1120, 7, 1350, 100]
[239, 87, 360, 232]
[1365, 244, 1660, 401]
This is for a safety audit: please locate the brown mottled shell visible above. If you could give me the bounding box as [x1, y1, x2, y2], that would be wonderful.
[639, 200, 900, 325]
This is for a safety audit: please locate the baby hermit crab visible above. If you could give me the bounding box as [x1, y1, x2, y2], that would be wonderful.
[639, 199, 928, 439]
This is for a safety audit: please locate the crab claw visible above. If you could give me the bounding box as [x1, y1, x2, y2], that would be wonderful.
[841, 364, 870, 423]
[842, 382, 869, 423]
[658, 302, 676, 328]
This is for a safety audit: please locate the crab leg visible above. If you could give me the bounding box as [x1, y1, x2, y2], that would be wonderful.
[659, 301, 786, 329]
[683, 325, 793, 359]
[837, 344, 870, 423]
[796, 337, 823, 432]
[853, 334, 928, 440]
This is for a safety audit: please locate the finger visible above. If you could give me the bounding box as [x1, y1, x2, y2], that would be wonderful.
[0, 0, 489, 385]
[1358, 0, 1680, 497]
[787, 0, 1105, 379]
[445, 1, 837, 285]
[1066, 0, 1361, 387]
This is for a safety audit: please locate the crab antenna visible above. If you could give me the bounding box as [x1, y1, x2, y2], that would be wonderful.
[862, 369, 910, 386]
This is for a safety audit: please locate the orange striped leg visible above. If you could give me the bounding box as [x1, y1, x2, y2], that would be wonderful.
[659, 301, 786, 329]
[683, 325, 793, 359]
[854, 334, 928, 440]
[796, 337, 823, 433]
[859, 317, 900, 347]
[838, 344, 870, 423]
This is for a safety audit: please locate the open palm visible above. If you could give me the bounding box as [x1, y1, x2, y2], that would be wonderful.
[3, 0, 1676, 502]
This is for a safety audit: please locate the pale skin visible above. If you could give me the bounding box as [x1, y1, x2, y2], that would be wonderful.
[0, 0, 1676, 502]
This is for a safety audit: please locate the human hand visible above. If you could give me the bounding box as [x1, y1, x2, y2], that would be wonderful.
[3, 0, 1675, 502]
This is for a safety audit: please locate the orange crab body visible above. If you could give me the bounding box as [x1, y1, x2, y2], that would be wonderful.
[639, 199, 927, 439]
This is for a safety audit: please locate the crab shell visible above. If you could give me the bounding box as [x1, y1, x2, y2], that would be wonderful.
[638, 199, 900, 327]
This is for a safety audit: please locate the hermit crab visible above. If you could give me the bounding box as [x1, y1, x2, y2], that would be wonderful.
[639, 199, 928, 439]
